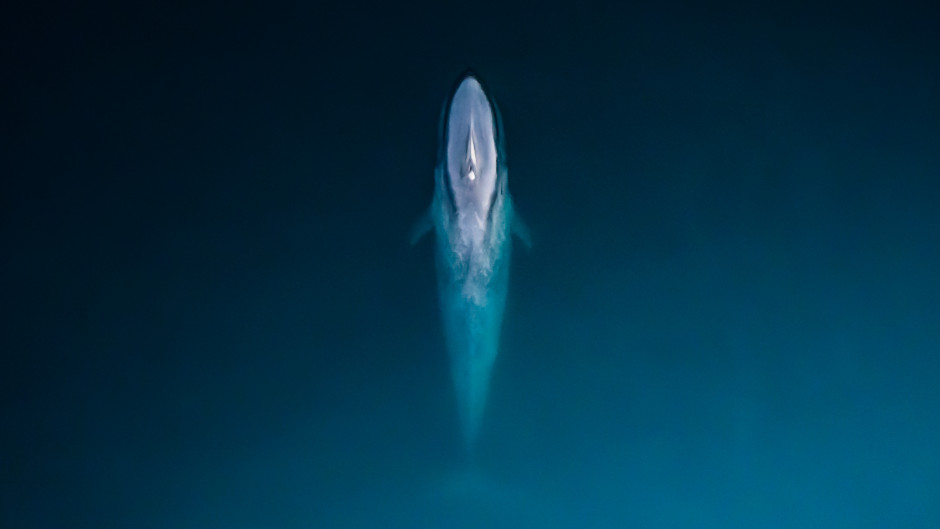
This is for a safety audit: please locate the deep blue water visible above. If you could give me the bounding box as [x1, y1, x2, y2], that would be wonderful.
[4, 1, 940, 527]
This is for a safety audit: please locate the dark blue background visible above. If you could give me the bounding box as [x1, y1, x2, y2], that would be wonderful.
[4, 1, 939, 527]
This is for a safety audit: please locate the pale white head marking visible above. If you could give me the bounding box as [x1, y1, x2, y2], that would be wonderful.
[467, 122, 477, 181]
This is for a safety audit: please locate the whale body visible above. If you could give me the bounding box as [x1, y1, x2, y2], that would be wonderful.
[413, 72, 529, 449]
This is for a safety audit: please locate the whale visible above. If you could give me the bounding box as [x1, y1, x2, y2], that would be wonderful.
[412, 72, 530, 449]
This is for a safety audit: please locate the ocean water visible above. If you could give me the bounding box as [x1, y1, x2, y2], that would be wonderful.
[4, 2, 939, 527]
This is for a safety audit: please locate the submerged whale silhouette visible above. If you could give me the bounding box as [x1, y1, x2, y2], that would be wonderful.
[413, 72, 530, 449]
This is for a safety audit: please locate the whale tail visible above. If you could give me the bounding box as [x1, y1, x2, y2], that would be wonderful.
[456, 370, 490, 451]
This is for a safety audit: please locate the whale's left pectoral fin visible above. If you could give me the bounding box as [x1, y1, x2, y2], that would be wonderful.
[410, 209, 433, 246]
[512, 212, 532, 249]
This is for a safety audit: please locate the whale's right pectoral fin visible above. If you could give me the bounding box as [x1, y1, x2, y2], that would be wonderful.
[512, 212, 532, 250]
[410, 209, 433, 246]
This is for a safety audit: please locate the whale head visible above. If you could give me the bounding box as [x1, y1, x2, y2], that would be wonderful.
[443, 74, 501, 221]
